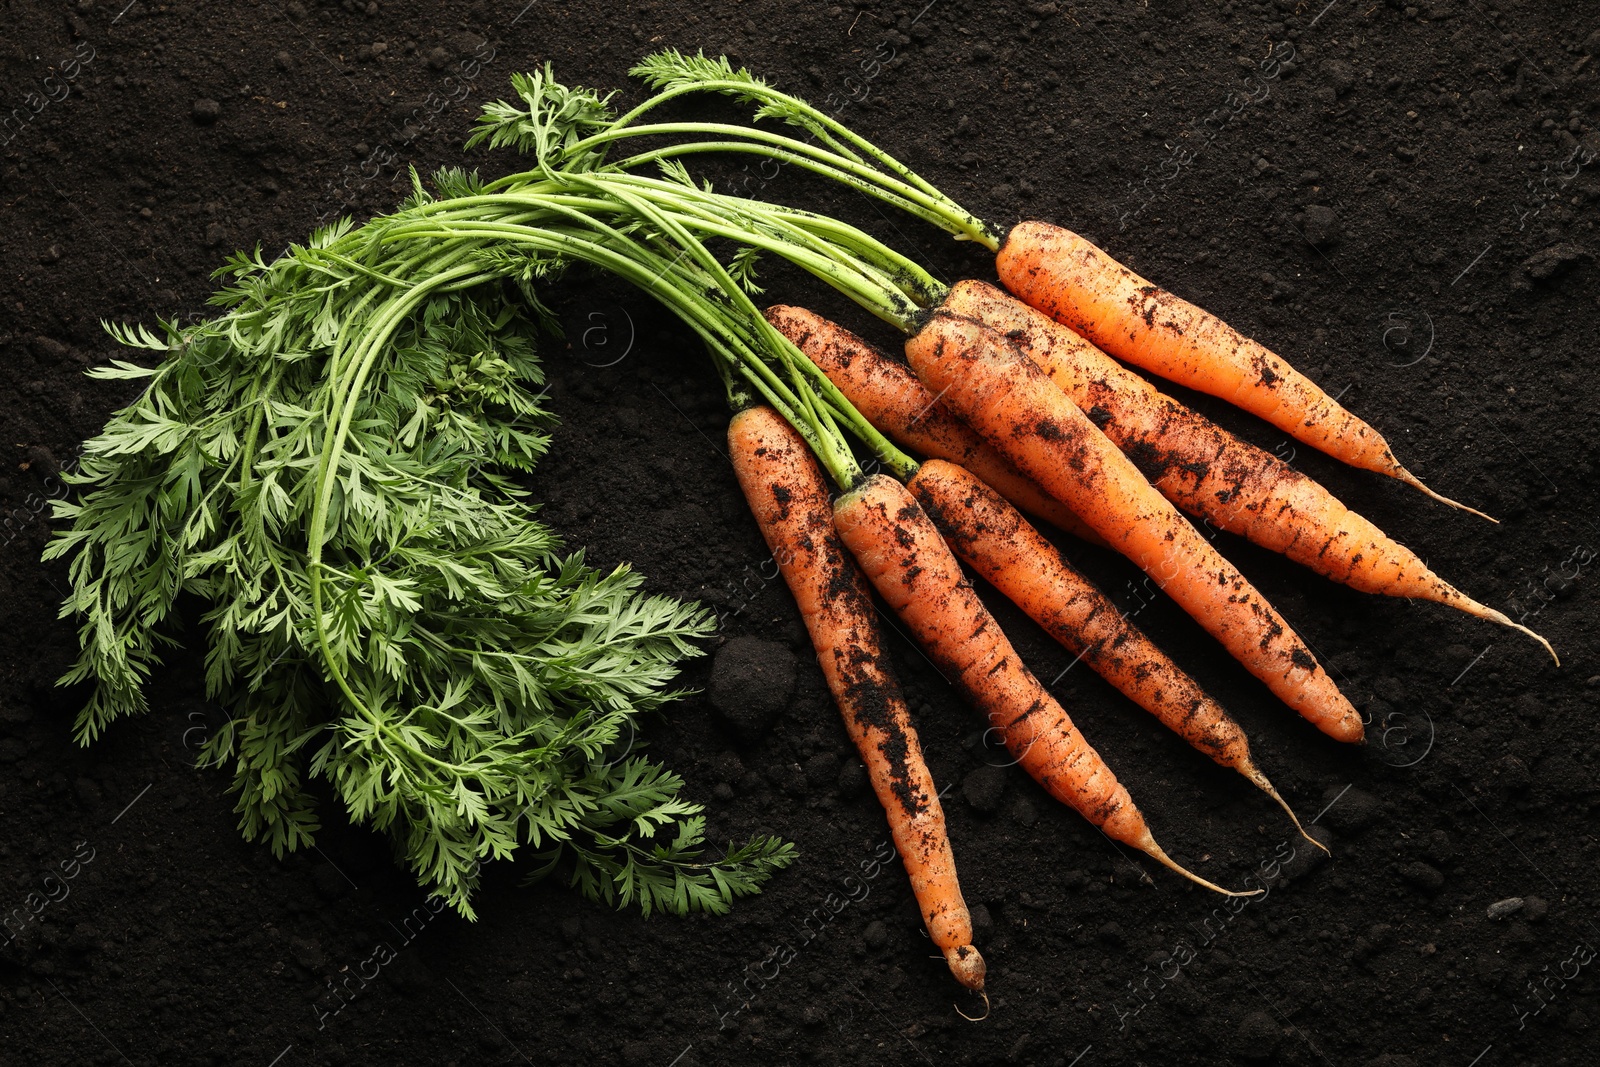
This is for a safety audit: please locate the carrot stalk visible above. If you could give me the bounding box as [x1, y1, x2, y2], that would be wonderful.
[941, 280, 1557, 664]
[834, 473, 1258, 896]
[994, 221, 1492, 519]
[904, 311, 1365, 744]
[907, 459, 1325, 852]
[728, 405, 985, 991]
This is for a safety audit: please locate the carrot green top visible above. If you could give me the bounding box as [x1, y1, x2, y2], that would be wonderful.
[373, 169, 923, 494]
[467, 55, 1003, 250]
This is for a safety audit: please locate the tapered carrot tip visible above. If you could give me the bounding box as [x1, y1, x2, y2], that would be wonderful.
[955, 990, 991, 1023]
[1243, 763, 1330, 856]
[945, 945, 987, 993]
[1440, 586, 1560, 665]
[1138, 833, 1263, 897]
[1481, 606, 1559, 665]
[1394, 464, 1499, 524]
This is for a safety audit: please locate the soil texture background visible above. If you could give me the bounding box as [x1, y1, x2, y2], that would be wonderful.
[3, 1, 1599, 1065]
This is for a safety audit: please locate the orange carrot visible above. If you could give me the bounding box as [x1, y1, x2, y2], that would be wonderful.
[729, 406, 985, 991]
[759, 307, 1319, 835]
[995, 220, 1490, 519]
[904, 310, 1364, 744]
[907, 458, 1320, 846]
[764, 303, 1106, 549]
[833, 472, 1255, 895]
[943, 280, 1556, 663]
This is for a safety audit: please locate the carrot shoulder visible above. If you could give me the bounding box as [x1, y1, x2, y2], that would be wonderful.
[764, 303, 1106, 548]
[728, 406, 984, 991]
[834, 473, 1250, 895]
[903, 310, 1364, 744]
[943, 281, 1555, 663]
[994, 220, 1486, 518]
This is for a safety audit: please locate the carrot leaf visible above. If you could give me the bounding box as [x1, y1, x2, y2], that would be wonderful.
[46, 198, 792, 919]
[467, 62, 617, 170]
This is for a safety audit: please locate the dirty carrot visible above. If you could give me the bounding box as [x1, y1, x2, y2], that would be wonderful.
[834, 472, 1258, 896]
[728, 404, 985, 991]
[943, 280, 1557, 664]
[905, 311, 1365, 744]
[763, 303, 1105, 548]
[993, 221, 1487, 517]
[907, 458, 1321, 848]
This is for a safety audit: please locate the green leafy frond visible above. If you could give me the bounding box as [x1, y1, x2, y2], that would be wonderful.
[655, 157, 715, 195]
[530, 819, 797, 918]
[466, 63, 618, 170]
[102, 320, 175, 352]
[431, 165, 489, 201]
[47, 200, 789, 919]
[400, 165, 435, 210]
[630, 49, 768, 97]
[728, 245, 765, 295]
[631, 49, 823, 138]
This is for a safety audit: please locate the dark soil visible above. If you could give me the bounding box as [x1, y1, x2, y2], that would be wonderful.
[4, 2, 1599, 1065]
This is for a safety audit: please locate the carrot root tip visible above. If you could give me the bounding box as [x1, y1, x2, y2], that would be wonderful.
[1395, 465, 1498, 523]
[1245, 764, 1330, 856]
[1458, 599, 1560, 665]
[1518, 624, 1560, 666]
[955, 990, 991, 1022]
[1142, 837, 1261, 897]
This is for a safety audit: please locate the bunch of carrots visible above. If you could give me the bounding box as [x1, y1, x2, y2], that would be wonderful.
[62, 54, 1552, 1008]
[422, 54, 1560, 1007]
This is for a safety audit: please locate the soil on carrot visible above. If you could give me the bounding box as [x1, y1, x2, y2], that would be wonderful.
[3, 3, 1598, 1065]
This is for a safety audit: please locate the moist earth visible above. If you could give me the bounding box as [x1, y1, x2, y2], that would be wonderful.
[2, 2, 1598, 1065]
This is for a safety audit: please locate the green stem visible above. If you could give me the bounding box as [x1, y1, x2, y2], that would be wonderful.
[487, 122, 984, 242]
[307, 260, 490, 720]
[378, 172, 926, 488]
[591, 173, 946, 308]
[717, 358, 755, 412]
[616, 64, 1002, 246]
[437, 179, 929, 482]
[604, 78, 868, 167]
[572, 174, 911, 489]
[380, 214, 845, 482]
[235, 361, 285, 493]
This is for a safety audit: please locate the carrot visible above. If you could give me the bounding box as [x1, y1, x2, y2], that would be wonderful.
[762, 304, 1321, 836]
[943, 280, 1557, 663]
[904, 310, 1365, 744]
[728, 405, 985, 992]
[764, 303, 1107, 549]
[906, 458, 1322, 847]
[833, 472, 1256, 896]
[995, 220, 1491, 519]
